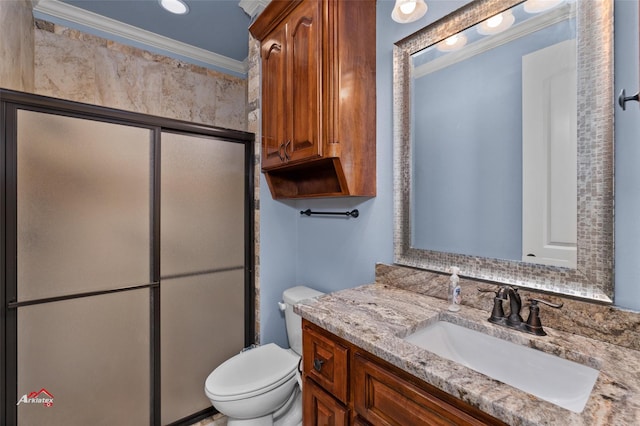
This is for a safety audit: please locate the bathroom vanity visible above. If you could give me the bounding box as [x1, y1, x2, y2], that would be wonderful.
[302, 319, 507, 425]
[297, 265, 640, 425]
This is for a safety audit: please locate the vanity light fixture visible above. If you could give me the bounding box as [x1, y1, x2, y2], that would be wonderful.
[477, 10, 515, 35]
[523, 0, 564, 14]
[391, 0, 428, 24]
[436, 33, 467, 52]
[159, 0, 189, 15]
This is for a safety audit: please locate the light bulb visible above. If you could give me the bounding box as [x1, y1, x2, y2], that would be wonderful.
[477, 10, 514, 35]
[391, 0, 428, 24]
[445, 35, 459, 46]
[436, 33, 467, 52]
[486, 13, 503, 28]
[400, 1, 417, 15]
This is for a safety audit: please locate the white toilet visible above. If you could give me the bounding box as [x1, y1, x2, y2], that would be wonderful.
[205, 286, 324, 426]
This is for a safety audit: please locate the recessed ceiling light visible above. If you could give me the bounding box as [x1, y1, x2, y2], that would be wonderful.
[159, 0, 189, 15]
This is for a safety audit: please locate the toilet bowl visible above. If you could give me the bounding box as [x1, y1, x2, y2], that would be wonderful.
[204, 286, 324, 425]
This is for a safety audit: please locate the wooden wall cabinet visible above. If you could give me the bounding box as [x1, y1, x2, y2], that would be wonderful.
[302, 320, 508, 426]
[249, 0, 376, 199]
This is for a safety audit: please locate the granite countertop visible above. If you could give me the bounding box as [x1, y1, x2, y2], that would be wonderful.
[295, 283, 640, 426]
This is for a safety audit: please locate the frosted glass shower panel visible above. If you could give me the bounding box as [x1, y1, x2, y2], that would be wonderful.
[17, 110, 151, 301]
[161, 271, 245, 424]
[17, 290, 150, 426]
[161, 132, 245, 276]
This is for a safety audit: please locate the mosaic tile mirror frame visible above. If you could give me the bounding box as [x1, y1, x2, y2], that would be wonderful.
[393, 0, 614, 303]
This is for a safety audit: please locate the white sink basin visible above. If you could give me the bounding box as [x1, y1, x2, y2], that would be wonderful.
[404, 320, 599, 413]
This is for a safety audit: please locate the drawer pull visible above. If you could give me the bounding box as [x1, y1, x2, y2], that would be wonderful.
[313, 358, 325, 372]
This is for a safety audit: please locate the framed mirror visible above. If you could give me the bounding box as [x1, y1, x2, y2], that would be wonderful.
[393, 0, 614, 302]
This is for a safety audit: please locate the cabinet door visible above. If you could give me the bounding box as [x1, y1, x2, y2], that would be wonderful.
[286, 0, 322, 164]
[303, 322, 349, 403]
[261, 25, 288, 169]
[303, 377, 349, 426]
[353, 354, 491, 426]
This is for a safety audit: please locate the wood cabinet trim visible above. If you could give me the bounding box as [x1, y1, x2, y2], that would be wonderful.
[249, 0, 304, 41]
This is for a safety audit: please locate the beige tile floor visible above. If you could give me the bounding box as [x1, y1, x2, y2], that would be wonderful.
[190, 413, 227, 426]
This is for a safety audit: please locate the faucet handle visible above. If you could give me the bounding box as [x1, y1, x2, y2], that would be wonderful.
[478, 287, 507, 322]
[525, 298, 563, 336]
[478, 287, 501, 296]
[477, 286, 509, 298]
[529, 298, 563, 309]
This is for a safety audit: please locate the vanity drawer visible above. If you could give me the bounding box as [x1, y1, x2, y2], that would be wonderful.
[353, 353, 505, 426]
[303, 321, 349, 403]
[302, 376, 349, 426]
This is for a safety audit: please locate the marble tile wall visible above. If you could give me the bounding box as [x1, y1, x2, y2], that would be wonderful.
[33, 20, 247, 131]
[376, 263, 640, 351]
[0, 0, 34, 92]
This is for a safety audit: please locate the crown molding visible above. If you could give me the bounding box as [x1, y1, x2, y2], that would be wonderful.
[33, 0, 247, 75]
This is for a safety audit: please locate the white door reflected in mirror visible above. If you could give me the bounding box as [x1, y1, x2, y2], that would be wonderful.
[522, 39, 577, 268]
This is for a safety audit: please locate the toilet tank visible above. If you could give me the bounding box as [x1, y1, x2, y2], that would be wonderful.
[281, 286, 324, 355]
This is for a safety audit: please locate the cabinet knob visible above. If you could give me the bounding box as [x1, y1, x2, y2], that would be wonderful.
[277, 143, 286, 162]
[313, 358, 324, 372]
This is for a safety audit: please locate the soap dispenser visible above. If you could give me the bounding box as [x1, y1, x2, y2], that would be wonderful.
[448, 266, 461, 312]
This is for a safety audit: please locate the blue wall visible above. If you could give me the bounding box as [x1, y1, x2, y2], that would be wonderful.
[614, 0, 640, 312]
[260, 0, 640, 348]
[259, 0, 470, 348]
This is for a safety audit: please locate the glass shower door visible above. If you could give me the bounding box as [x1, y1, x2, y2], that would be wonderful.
[160, 131, 246, 424]
[2, 91, 253, 425]
[14, 109, 152, 425]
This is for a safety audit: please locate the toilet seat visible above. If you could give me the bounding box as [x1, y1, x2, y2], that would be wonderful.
[205, 343, 299, 402]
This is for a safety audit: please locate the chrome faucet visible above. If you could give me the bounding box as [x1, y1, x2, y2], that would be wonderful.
[478, 285, 563, 336]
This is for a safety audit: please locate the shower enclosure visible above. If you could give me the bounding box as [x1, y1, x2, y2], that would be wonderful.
[0, 90, 254, 425]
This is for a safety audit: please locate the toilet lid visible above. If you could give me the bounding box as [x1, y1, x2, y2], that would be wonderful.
[205, 343, 299, 399]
